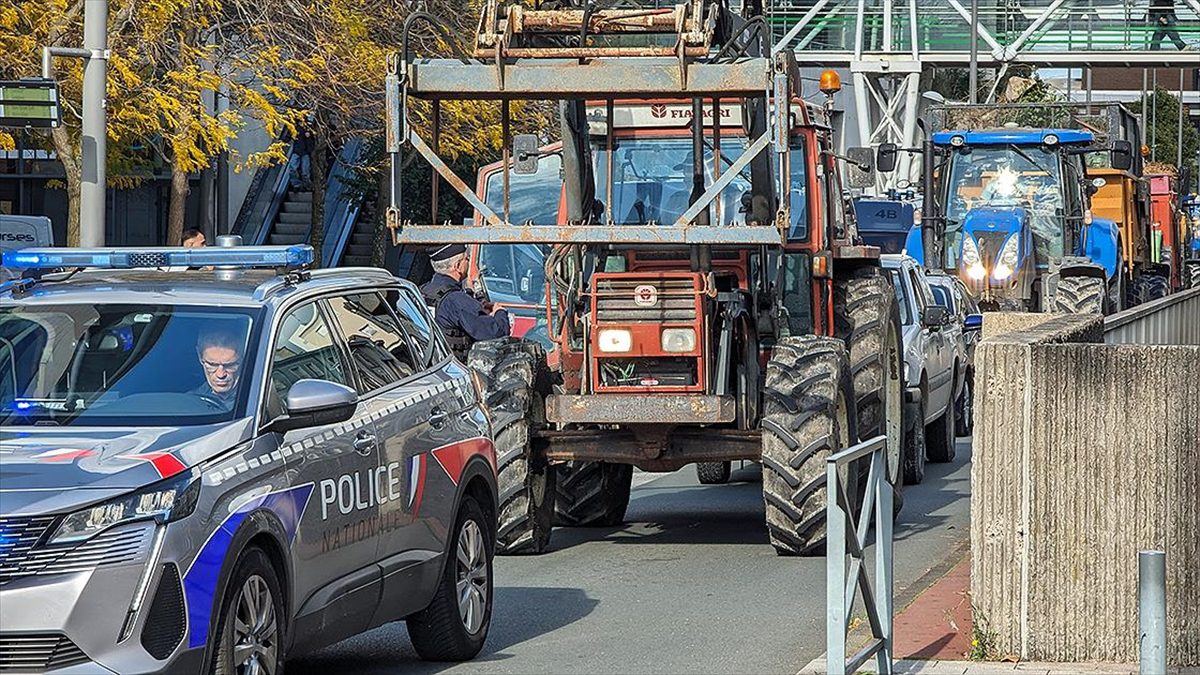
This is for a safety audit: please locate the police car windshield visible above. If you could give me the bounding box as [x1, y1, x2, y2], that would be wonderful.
[0, 304, 257, 427]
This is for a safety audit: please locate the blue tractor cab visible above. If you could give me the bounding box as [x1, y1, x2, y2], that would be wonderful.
[877, 123, 1131, 313]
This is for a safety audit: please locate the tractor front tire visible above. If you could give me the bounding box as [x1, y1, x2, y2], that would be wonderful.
[834, 270, 905, 508]
[553, 461, 633, 527]
[760, 336, 857, 557]
[1053, 275, 1106, 314]
[468, 338, 555, 555]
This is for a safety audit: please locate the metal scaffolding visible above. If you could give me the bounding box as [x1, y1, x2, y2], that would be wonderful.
[767, 0, 1200, 187]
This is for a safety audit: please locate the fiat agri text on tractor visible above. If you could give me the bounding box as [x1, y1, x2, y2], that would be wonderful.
[385, 0, 904, 556]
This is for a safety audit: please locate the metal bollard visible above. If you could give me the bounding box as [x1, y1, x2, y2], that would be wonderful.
[1139, 550, 1166, 675]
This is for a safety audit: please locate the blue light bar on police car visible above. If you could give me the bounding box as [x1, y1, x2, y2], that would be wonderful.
[2, 245, 314, 271]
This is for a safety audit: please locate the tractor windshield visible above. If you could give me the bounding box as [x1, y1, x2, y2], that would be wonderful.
[594, 136, 807, 236]
[941, 144, 1065, 268]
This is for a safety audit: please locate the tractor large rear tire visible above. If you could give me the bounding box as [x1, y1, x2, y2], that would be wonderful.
[1145, 274, 1170, 301]
[834, 271, 905, 502]
[760, 336, 857, 557]
[553, 461, 633, 527]
[1187, 263, 1200, 290]
[467, 338, 555, 555]
[1053, 275, 1106, 314]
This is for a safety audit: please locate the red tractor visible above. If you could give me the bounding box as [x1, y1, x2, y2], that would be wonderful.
[387, 0, 904, 555]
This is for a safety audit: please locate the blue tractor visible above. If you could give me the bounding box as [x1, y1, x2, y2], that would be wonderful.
[877, 125, 1134, 314]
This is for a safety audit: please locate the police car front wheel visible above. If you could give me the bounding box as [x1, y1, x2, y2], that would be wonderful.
[406, 495, 493, 661]
[213, 547, 285, 675]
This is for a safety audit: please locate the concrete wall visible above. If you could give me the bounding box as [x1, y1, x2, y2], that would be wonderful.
[971, 314, 1200, 665]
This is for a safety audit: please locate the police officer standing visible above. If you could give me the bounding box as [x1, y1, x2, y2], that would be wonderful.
[421, 244, 511, 358]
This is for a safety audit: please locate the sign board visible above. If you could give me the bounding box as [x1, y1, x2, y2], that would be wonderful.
[0, 215, 54, 281]
[0, 80, 62, 129]
[586, 102, 817, 134]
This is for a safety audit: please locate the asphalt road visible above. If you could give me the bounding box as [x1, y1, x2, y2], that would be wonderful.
[289, 439, 972, 675]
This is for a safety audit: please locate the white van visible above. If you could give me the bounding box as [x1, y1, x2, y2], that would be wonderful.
[0, 214, 54, 281]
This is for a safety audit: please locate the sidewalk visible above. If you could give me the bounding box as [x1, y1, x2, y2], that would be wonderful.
[798, 552, 1197, 674]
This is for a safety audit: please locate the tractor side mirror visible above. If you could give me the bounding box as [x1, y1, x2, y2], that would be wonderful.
[846, 147, 876, 189]
[876, 143, 899, 173]
[964, 313, 983, 332]
[513, 134, 540, 175]
[1110, 140, 1133, 172]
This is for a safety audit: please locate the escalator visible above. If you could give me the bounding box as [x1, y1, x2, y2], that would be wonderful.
[232, 138, 373, 268]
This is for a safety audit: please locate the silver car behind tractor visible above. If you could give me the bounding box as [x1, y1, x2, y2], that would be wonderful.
[0, 243, 498, 674]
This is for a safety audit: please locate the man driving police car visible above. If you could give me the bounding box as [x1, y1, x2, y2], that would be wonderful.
[193, 329, 243, 408]
[420, 243, 510, 358]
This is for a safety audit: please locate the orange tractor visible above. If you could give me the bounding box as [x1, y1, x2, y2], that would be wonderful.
[387, 0, 904, 555]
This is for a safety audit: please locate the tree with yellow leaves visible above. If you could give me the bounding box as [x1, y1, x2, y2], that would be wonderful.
[0, 0, 312, 245]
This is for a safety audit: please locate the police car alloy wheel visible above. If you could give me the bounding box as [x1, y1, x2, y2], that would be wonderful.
[456, 519, 490, 634]
[213, 547, 284, 675]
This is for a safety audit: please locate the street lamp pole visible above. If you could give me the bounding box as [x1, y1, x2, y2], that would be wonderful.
[42, 0, 109, 246]
[79, 0, 109, 246]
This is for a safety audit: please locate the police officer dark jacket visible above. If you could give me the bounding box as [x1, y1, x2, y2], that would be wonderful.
[420, 243, 510, 358]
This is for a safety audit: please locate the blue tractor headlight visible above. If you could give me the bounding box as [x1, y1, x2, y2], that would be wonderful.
[993, 235, 1021, 280]
[961, 235, 986, 280]
[1, 245, 314, 271]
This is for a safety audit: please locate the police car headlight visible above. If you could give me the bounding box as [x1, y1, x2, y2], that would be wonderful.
[598, 329, 632, 353]
[660, 328, 696, 353]
[50, 472, 200, 544]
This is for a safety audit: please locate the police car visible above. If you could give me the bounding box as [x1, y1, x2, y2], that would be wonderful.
[0, 242, 498, 673]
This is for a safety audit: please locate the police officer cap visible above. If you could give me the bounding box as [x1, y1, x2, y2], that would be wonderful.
[429, 243, 467, 262]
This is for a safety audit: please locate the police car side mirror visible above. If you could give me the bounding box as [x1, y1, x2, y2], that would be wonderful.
[266, 379, 359, 434]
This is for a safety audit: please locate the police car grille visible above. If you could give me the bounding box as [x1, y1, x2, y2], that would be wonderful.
[594, 278, 698, 323]
[128, 252, 169, 267]
[0, 524, 150, 584]
[0, 634, 89, 672]
[0, 516, 57, 583]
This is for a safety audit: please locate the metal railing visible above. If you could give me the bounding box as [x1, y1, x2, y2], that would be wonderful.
[1104, 285, 1200, 345]
[767, 0, 1200, 59]
[321, 137, 368, 267]
[232, 149, 297, 246]
[826, 434, 894, 675]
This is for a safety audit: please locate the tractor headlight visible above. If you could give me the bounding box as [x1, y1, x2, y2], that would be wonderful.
[962, 235, 985, 280]
[1043, 133, 1059, 146]
[961, 234, 981, 266]
[598, 328, 633, 353]
[660, 328, 697, 353]
[994, 235, 1020, 280]
[50, 472, 200, 544]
